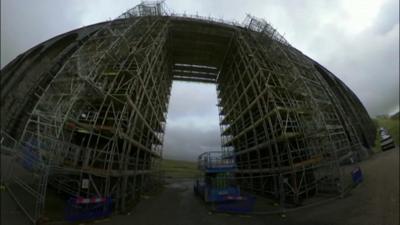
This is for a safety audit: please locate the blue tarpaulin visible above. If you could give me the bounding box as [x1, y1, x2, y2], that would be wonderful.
[65, 197, 113, 222]
[351, 167, 363, 184]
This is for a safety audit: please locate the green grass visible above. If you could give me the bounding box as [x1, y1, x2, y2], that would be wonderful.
[372, 117, 399, 152]
[161, 159, 201, 179]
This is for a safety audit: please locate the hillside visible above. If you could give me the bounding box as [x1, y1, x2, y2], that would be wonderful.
[161, 159, 201, 179]
[373, 116, 399, 151]
[391, 111, 399, 119]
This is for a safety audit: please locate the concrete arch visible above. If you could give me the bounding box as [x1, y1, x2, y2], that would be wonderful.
[1, 4, 375, 223]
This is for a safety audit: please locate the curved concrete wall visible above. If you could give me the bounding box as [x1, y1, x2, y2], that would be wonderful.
[1, 15, 376, 214]
[1, 23, 104, 139]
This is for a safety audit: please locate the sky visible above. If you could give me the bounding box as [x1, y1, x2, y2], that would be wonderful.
[1, 0, 399, 160]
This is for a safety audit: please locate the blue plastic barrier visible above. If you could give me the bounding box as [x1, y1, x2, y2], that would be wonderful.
[65, 197, 112, 222]
[351, 167, 363, 184]
[207, 186, 241, 202]
[215, 194, 256, 213]
[21, 139, 40, 171]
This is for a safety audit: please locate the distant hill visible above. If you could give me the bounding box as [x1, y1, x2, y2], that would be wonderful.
[161, 159, 200, 178]
[391, 111, 399, 119]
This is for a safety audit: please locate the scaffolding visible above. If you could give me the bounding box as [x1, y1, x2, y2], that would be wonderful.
[1, 1, 375, 223]
[217, 15, 363, 205]
[4, 2, 172, 223]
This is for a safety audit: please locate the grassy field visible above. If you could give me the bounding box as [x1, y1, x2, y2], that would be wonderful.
[373, 117, 399, 152]
[161, 159, 201, 179]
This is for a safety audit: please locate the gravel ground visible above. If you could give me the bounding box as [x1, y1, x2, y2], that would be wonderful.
[94, 147, 399, 225]
[286, 147, 399, 225]
[2, 147, 399, 225]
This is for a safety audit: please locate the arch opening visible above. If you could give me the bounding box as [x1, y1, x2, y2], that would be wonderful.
[1, 6, 376, 223]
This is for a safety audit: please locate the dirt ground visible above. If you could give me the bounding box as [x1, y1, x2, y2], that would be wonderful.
[89, 147, 399, 225]
[286, 147, 399, 225]
[2, 147, 399, 225]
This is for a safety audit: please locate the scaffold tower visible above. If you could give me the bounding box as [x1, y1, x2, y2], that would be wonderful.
[0, 1, 375, 223]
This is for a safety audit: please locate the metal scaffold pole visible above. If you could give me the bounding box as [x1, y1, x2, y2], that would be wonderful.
[0, 2, 375, 223]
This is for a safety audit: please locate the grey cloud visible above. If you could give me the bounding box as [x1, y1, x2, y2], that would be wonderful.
[0, 0, 138, 67]
[372, 0, 399, 34]
[1, 0, 82, 67]
[166, 81, 218, 119]
[319, 17, 399, 116]
[163, 81, 221, 160]
[1, 0, 398, 161]
[163, 123, 220, 161]
[252, 0, 399, 117]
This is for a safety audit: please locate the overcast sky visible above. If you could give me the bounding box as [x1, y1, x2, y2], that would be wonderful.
[1, 0, 399, 160]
